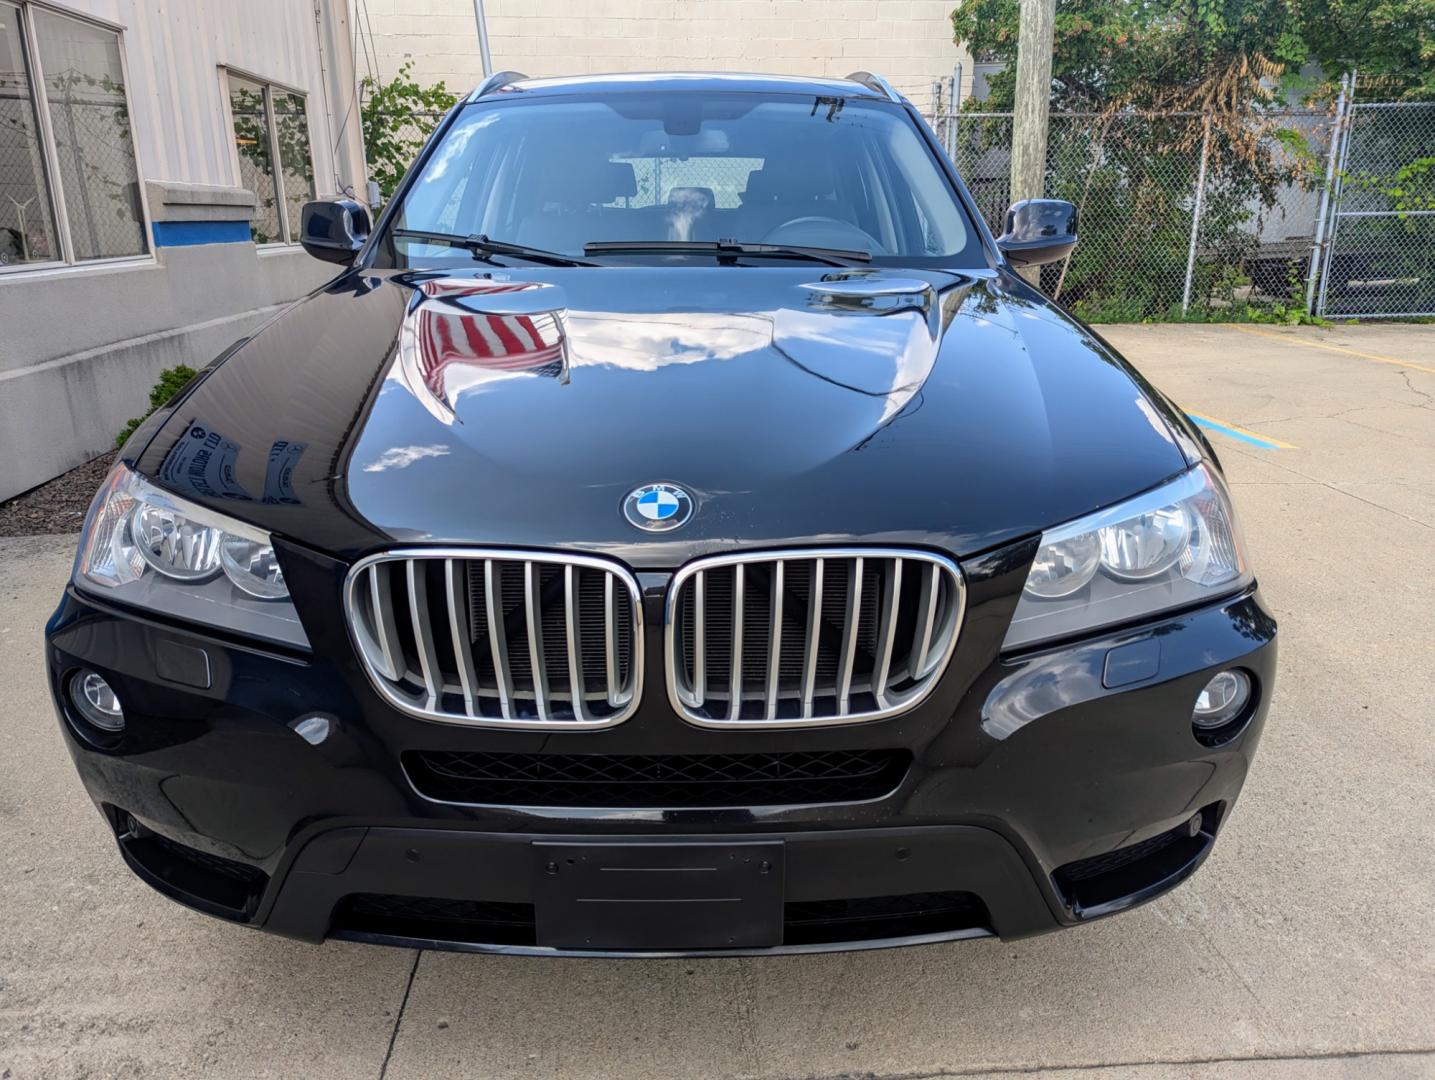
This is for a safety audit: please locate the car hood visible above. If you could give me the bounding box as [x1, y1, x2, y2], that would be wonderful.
[135, 265, 1190, 564]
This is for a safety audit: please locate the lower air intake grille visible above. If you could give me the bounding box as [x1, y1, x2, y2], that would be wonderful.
[666, 549, 965, 727]
[404, 748, 911, 807]
[783, 891, 990, 945]
[336, 894, 538, 946]
[331, 890, 990, 949]
[346, 550, 643, 728]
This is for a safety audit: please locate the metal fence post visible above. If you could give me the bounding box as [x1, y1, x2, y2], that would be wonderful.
[1305, 72, 1350, 312]
[1180, 116, 1213, 316]
[948, 67, 961, 159]
[931, 78, 943, 148]
[1317, 70, 1358, 318]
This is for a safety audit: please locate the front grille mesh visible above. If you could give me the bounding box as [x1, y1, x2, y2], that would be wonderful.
[331, 890, 991, 949]
[348, 551, 642, 727]
[668, 550, 964, 726]
[404, 748, 911, 807]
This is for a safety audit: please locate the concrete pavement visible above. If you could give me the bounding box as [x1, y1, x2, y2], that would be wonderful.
[1, 324, 1432, 1079]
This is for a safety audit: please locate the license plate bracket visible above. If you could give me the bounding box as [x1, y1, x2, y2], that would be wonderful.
[531, 840, 785, 950]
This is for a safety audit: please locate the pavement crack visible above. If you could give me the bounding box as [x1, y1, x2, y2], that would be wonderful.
[733, 957, 764, 1076]
[1226, 445, 1435, 530]
[1171, 891, 1287, 1042]
[378, 949, 423, 1080]
[1399, 370, 1435, 408]
[786, 1046, 1435, 1080]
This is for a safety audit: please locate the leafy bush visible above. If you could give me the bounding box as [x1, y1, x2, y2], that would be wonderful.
[951, 0, 1433, 322]
[116, 365, 198, 448]
[361, 62, 457, 202]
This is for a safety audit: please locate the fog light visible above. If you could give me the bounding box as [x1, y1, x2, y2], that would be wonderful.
[70, 670, 125, 732]
[290, 714, 332, 745]
[1193, 670, 1251, 730]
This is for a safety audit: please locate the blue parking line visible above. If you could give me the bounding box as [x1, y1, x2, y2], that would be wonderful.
[1185, 411, 1294, 450]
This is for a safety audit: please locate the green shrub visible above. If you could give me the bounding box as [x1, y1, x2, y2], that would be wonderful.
[361, 62, 458, 202]
[116, 364, 198, 448]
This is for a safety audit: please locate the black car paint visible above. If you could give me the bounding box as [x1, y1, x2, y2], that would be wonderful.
[128, 265, 1190, 565]
[48, 73, 1275, 954]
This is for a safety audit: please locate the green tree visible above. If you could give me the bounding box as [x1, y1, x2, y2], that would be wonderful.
[950, 0, 1434, 111]
[361, 61, 458, 201]
[948, 0, 1434, 320]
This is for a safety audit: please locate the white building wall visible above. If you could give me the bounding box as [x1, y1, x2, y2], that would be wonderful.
[356, 0, 971, 115]
[0, 0, 368, 501]
[44, 0, 364, 196]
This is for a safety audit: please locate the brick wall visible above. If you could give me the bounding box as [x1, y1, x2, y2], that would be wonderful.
[354, 0, 971, 115]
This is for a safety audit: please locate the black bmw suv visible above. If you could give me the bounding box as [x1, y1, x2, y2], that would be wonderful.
[46, 71, 1276, 955]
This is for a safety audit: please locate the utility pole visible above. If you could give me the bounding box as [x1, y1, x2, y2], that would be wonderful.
[1009, 0, 1056, 284]
[473, 0, 493, 77]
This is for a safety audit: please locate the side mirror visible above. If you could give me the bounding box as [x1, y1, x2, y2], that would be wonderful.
[300, 199, 371, 265]
[996, 198, 1078, 267]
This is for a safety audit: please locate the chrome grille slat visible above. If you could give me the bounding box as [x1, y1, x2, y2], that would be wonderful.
[692, 570, 706, 709]
[911, 562, 938, 680]
[802, 558, 823, 719]
[666, 548, 965, 730]
[444, 559, 478, 717]
[483, 560, 515, 721]
[766, 560, 784, 721]
[367, 563, 403, 682]
[872, 558, 903, 706]
[563, 565, 586, 723]
[407, 561, 441, 704]
[729, 563, 744, 723]
[523, 562, 549, 722]
[348, 549, 643, 729]
[836, 556, 864, 714]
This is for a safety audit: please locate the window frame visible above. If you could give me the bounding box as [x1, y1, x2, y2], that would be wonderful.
[219, 65, 315, 248]
[0, 0, 154, 277]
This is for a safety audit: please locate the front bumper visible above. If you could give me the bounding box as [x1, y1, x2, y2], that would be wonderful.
[45, 540, 1276, 956]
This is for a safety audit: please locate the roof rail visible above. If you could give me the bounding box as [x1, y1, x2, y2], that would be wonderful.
[467, 70, 529, 102]
[844, 71, 901, 103]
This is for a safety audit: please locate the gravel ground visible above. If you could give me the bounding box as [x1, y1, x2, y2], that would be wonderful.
[0, 454, 112, 538]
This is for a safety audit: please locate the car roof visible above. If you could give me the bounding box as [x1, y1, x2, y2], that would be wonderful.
[467, 71, 901, 104]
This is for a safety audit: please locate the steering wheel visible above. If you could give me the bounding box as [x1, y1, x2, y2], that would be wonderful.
[761, 216, 883, 253]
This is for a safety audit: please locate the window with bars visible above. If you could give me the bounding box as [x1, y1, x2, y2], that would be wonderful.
[225, 71, 314, 246]
[0, 2, 147, 270]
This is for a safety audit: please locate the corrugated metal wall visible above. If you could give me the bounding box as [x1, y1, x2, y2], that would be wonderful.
[56, 0, 362, 194]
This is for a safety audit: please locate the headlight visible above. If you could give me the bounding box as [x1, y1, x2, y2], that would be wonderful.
[73, 465, 308, 648]
[1003, 464, 1250, 650]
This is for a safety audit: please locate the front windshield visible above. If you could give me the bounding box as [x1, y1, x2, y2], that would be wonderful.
[382, 91, 979, 265]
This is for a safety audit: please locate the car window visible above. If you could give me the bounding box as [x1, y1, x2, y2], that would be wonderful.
[609, 156, 764, 210]
[388, 91, 978, 264]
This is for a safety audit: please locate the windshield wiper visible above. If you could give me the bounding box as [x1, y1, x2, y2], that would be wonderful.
[582, 240, 871, 267]
[392, 229, 598, 267]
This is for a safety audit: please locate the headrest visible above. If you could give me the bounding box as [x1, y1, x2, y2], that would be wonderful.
[667, 187, 715, 212]
[740, 156, 834, 204]
[537, 160, 637, 205]
[599, 161, 637, 200]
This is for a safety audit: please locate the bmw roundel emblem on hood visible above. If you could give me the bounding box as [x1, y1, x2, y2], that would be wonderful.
[623, 483, 694, 532]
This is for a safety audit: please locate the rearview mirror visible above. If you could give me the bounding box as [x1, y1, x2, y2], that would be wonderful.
[996, 199, 1078, 267]
[300, 199, 371, 265]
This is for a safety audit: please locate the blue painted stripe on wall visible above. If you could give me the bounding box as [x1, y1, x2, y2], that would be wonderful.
[152, 221, 252, 247]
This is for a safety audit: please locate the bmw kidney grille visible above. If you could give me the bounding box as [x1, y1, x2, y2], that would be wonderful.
[347, 550, 643, 728]
[666, 549, 965, 728]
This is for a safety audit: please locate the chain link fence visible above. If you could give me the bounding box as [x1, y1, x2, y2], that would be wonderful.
[1318, 102, 1435, 318]
[364, 92, 1433, 322]
[926, 80, 1433, 321]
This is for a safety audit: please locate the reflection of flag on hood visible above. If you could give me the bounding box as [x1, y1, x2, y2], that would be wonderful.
[416, 281, 564, 396]
[399, 279, 567, 421]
